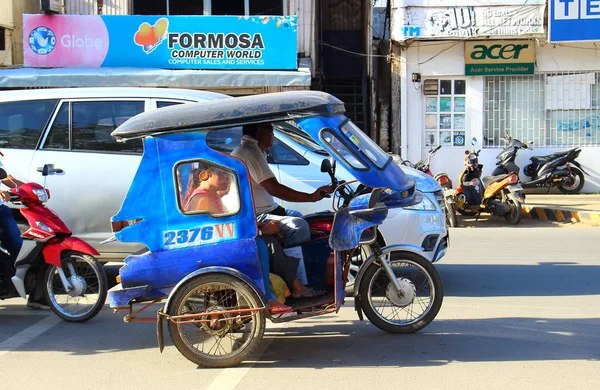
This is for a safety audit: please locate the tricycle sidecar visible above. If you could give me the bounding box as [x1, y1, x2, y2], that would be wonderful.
[108, 91, 444, 368]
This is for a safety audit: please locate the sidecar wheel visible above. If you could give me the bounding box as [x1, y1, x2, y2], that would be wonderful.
[44, 251, 107, 323]
[167, 274, 265, 368]
[358, 251, 443, 334]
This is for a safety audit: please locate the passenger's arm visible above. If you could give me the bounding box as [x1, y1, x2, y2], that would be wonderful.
[260, 178, 332, 203]
[1, 175, 24, 188]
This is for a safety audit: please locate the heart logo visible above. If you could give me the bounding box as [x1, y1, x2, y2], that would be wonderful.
[134, 18, 169, 53]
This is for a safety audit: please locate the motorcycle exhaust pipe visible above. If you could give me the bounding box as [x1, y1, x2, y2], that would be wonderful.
[490, 199, 511, 216]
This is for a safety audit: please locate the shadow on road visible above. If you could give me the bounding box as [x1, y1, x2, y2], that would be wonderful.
[455, 214, 577, 228]
[246, 316, 600, 368]
[436, 261, 600, 296]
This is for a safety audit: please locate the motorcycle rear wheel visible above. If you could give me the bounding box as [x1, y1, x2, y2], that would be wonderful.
[358, 251, 443, 334]
[557, 167, 585, 194]
[44, 251, 107, 322]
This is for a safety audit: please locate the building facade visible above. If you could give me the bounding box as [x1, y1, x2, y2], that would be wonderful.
[390, 0, 600, 192]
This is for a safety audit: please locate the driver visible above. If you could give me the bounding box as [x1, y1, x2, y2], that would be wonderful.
[231, 122, 332, 298]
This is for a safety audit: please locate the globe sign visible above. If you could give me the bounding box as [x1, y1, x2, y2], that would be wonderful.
[29, 26, 57, 55]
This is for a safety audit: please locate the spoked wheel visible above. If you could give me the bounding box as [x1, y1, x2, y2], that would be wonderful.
[167, 274, 265, 368]
[503, 192, 522, 225]
[44, 251, 107, 322]
[558, 167, 585, 194]
[358, 251, 443, 334]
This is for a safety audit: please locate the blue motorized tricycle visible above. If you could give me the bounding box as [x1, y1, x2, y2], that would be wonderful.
[107, 91, 443, 367]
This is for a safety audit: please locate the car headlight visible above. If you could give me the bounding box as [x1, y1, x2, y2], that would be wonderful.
[32, 188, 49, 202]
[404, 191, 437, 211]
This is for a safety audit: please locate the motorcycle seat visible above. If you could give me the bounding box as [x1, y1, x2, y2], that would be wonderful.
[530, 149, 572, 164]
[482, 174, 509, 187]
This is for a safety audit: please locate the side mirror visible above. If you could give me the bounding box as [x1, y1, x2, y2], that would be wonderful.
[0, 168, 7, 180]
[42, 164, 50, 177]
[471, 137, 478, 146]
[320, 158, 332, 173]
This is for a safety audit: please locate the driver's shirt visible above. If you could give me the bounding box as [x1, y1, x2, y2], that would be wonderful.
[231, 135, 278, 215]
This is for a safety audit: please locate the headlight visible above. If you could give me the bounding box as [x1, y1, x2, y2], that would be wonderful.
[35, 221, 54, 233]
[404, 191, 437, 211]
[32, 188, 49, 202]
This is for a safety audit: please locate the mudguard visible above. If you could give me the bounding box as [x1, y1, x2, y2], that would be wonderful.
[352, 245, 428, 318]
[42, 236, 100, 267]
[571, 161, 588, 175]
[164, 266, 267, 313]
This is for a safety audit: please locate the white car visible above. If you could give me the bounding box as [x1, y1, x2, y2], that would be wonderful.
[0, 87, 447, 263]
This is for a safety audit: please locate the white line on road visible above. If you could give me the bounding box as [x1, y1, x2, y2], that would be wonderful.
[0, 316, 61, 358]
[206, 325, 285, 390]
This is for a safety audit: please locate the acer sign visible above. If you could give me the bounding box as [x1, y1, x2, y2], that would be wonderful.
[464, 40, 535, 75]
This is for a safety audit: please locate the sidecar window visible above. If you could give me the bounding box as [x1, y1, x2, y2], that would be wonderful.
[175, 160, 240, 217]
[320, 129, 368, 170]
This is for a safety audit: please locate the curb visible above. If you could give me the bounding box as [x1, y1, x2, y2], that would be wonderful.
[522, 205, 600, 225]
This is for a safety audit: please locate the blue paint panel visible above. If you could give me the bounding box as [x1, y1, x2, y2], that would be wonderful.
[329, 206, 387, 251]
[549, 0, 600, 42]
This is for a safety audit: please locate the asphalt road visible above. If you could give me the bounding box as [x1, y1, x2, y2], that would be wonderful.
[1, 228, 598, 390]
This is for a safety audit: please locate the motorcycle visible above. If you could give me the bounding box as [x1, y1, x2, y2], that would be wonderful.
[455, 138, 525, 225]
[492, 133, 587, 194]
[0, 164, 107, 322]
[401, 146, 458, 227]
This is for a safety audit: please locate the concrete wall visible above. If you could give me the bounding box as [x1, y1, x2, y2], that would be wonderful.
[400, 41, 600, 193]
[0, 0, 39, 65]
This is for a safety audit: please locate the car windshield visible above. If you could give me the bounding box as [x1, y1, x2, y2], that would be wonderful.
[274, 122, 329, 156]
[340, 120, 391, 169]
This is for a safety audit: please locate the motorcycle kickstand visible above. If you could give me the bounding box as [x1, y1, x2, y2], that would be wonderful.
[475, 211, 482, 222]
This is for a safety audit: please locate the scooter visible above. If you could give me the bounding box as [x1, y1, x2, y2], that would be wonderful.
[455, 138, 525, 225]
[0, 164, 107, 322]
[401, 146, 458, 227]
[492, 133, 587, 194]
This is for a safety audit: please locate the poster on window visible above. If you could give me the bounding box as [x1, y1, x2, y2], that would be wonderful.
[440, 97, 452, 112]
[454, 131, 466, 146]
[454, 114, 465, 129]
[23, 14, 297, 69]
[440, 114, 452, 129]
[440, 131, 452, 146]
[426, 97, 438, 112]
[454, 97, 465, 112]
[426, 114, 437, 129]
[425, 131, 438, 146]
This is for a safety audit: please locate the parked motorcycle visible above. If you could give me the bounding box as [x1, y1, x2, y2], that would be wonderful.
[403, 146, 458, 227]
[0, 164, 107, 322]
[492, 133, 587, 194]
[455, 138, 525, 225]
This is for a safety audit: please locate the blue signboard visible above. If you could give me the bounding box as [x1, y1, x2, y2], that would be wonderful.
[549, 0, 600, 42]
[24, 15, 298, 70]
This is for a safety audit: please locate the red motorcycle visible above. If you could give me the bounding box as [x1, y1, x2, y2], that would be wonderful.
[0, 164, 107, 322]
[400, 146, 458, 227]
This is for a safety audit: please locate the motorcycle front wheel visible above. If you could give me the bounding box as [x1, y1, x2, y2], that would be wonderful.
[44, 251, 107, 322]
[358, 251, 443, 334]
[504, 193, 522, 225]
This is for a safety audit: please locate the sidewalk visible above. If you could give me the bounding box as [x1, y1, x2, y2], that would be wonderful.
[523, 194, 600, 225]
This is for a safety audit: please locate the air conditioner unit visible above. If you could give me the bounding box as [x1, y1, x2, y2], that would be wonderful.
[40, 0, 63, 14]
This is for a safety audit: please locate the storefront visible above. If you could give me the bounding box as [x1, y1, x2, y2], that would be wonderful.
[0, 12, 311, 94]
[391, 0, 600, 192]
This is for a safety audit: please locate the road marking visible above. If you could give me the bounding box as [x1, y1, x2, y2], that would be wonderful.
[206, 325, 285, 390]
[0, 315, 61, 358]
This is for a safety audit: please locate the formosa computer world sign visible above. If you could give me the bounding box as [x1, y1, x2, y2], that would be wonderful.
[23, 14, 298, 69]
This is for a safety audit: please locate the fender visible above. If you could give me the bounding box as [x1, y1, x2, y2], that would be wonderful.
[164, 266, 267, 313]
[42, 236, 100, 267]
[352, 244, 426, 298]
[571, 161, 588, 175]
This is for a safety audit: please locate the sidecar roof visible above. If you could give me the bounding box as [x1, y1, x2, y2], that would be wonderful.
[111, 91, 345, 141]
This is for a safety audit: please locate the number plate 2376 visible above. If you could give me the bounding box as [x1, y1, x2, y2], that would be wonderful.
[163, 223, 235, 248]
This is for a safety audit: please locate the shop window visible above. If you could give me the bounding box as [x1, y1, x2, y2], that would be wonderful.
[176, 160, 240, 216]
[0, 27, 5, 51]
[483, 72, 600, 148]
[424, 79, 467, 148]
